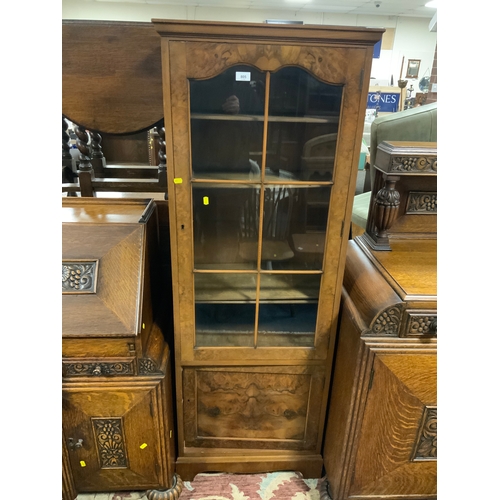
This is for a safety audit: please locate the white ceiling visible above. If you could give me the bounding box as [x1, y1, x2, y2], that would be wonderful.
[92, 0, 438, 19]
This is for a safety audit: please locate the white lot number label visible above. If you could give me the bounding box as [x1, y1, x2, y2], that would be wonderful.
[236, 72, 251, 81]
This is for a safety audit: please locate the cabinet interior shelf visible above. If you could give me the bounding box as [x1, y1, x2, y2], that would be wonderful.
[195, 272, 320, 303]
[191, 113, 339, 124]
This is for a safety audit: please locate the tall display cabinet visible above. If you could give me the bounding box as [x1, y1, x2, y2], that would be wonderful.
[153, 20, 383, 480]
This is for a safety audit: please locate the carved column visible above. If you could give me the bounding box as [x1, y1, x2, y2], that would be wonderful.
[364, 175, 400, 251]
[158, 125, 167, 199]
[62, 118, 76, 185]
[62, 118, 73, 165]
[90, 130, 106, 176]
[75, 125, 95, 197]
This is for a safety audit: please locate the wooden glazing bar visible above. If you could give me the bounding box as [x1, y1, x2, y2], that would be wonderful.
[253, 71, 271, 348]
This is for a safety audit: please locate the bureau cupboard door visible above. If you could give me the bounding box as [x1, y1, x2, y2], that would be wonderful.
[348, 349, 437, 499]
[62, 385, 164, 492]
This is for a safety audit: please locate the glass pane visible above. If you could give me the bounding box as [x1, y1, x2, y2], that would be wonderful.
[190, 65, 266, 180]
[257, 274, 320, 347]
[193, 186, 259, 270]
[195, 273, 256, 347]
[261, 186, 330, 271]
[266, 67, 342, 181]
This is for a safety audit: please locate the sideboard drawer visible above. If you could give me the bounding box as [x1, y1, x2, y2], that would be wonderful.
[62, 337, 137, 359]
[62, 358, 138, 378]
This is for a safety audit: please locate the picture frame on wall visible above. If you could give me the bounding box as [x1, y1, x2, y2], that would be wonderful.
[406, 59, 421, 79]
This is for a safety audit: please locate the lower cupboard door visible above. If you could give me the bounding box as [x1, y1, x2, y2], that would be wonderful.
[182, 365, 325, 451]
[349, 350, 437, 498]
[62, 386, 162, 492]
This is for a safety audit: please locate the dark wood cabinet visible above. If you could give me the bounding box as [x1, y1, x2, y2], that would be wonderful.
[321, 141, 437, 500]
[62, 199, 182, 500]
[152, 20, 383, 480]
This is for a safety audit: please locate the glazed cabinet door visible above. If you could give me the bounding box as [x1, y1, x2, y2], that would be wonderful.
[165, 40, 372, 363]
[62, 384, 165, 492]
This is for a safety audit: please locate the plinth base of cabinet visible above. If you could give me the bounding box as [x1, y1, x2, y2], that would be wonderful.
[176, 453, 323, 481]
[146, 474, 183, 500]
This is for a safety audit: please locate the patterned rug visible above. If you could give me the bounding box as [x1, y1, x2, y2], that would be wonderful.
[178, 472, 325, 499]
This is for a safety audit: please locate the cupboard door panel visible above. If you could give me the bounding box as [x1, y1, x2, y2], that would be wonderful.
[349, 351, 437, 498]
[183, 366, 324, 451]
[62, 387, 161, 491]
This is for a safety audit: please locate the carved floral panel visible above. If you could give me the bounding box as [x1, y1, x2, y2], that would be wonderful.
[92, 418, 128, 468]
[406, 192, 437, 213]
[413, 406, 437, 460]
[62, 261, 98, 293]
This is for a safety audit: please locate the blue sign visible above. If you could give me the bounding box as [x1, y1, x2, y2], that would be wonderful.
[367, 92, 400, 113]
[373, 40, 381, 59]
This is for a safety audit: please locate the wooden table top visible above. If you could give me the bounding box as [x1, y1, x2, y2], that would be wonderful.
[62, 198, 152, 224]
[367, 239, 437, 298]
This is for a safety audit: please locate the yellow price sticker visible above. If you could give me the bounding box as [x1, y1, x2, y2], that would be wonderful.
[203, 196, 209, 205]
[140, 443, 148, 449]
[80, 461, 86, 467]
[173, 178, 183, 184]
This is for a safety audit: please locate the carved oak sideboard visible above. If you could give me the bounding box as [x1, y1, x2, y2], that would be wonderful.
[321, 141, 437, 500]
[62, 198, 181, 500]
[321, 237, 437, 500]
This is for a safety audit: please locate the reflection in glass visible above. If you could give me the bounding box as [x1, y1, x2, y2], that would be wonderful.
[195, 273, 256, 347]
[190, 65, 266, 180]
[257, 304, 317, 347]
[258, 186, 330, 271]
[257, 274, 320, 347]
[260, 186, 296, 269]
[193, 186, 259, 269]
[266, 67, 342, 181]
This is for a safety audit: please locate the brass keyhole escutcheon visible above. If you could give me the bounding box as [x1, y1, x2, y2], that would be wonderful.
[68, 438, 83, 450]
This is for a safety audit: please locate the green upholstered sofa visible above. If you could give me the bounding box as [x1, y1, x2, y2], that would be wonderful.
[351, 102, 437, 233]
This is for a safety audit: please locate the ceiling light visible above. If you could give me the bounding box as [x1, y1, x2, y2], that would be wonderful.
[425, 1, 437, 7]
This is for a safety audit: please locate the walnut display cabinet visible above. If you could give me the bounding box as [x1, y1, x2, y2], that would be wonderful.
[152, 20, 384, 480]
[62, 198, 182, 500]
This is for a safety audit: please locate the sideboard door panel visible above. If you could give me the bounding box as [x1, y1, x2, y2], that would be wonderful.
[350, 351, 437, 497]
[62, 386, 162, 492]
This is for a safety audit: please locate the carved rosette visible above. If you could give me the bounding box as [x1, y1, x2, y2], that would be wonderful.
[62, 262, 97, 293]
[407, 192, 437, 213]
[369, 305, 403, 336]
[92, 418, 128, 468]
[413, 407, 437, 460]
[147, 473, 184, 500]
[391, 156, 437, 173]
[139, 358, 164, 375]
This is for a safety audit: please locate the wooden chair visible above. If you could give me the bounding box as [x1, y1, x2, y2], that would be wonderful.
[238, 171, 296, 267]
